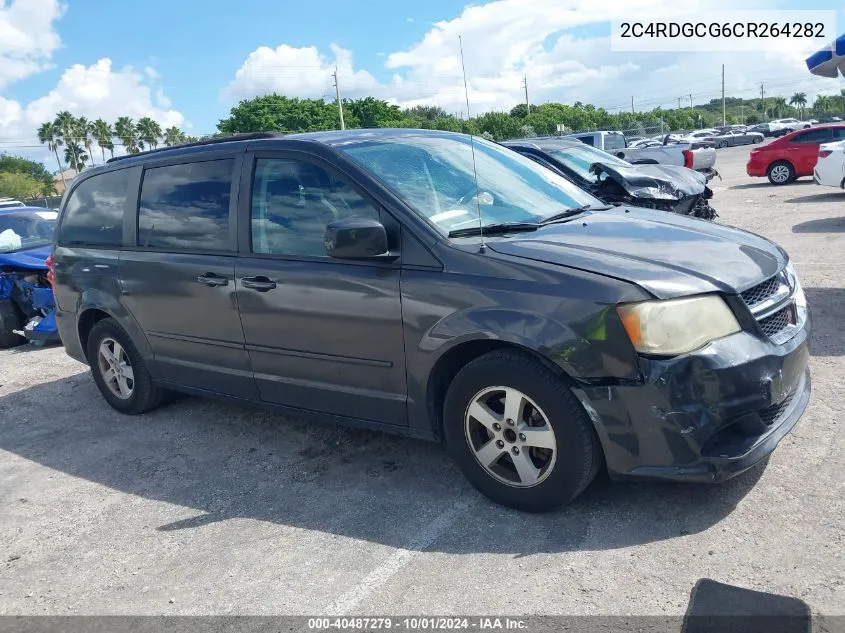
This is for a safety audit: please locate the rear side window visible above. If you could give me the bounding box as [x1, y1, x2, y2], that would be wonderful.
[604, 133, 626, 151]
[59, 169, 129, 246]
[791, 129, 832, 144]
[576, 135, 595, 147]
[138, 159, 233, 251]
[830, 128, 845, 141]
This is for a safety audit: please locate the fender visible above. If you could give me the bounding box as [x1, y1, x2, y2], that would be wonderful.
[76, 288, 155, 361]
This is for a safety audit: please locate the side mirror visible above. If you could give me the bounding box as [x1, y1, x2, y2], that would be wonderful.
[325, 216, 393, 260]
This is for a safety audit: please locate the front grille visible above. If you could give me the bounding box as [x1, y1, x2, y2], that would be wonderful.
[741, 275, 781, 309]
[758, 305, 795, 338]
[758, 390, 796, 426]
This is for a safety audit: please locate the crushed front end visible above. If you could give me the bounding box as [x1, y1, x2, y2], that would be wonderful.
[0, 266, 59, 347]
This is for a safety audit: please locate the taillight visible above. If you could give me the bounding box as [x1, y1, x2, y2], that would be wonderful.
[682, 149, 693, 169]
[819, 150, 832, 158]
[45, 254, 55, 289]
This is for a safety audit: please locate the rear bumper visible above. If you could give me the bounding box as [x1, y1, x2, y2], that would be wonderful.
[746, 160, 766, 177]
[578, 318, 811, 483]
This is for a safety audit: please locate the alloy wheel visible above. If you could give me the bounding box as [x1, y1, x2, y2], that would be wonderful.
[464, 386, 557, 488]
[97, 337, 134, 399]
[770, 165, 791, 184]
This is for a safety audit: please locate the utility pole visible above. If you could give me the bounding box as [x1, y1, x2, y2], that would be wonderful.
[741, 103, 745, 123]
[689, 93, 693, 108]
[332, 67, 345, 131]
[678, 97, 682, 109]
[522, 75, 530, 115]
[631, 95, 634, 114]
[760, 82, 765, 100]
[721, 64, 726, 126]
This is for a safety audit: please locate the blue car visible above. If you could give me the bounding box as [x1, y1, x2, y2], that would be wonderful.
[0, 206, 59, 347]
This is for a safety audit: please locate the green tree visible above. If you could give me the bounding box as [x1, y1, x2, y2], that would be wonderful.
[403, 105, 449, 122]
[54, 111, 79, 169]
[813, 95, 831, 115]
[509, 103, 529, 118]
[37, 121, 65, 186]
[137, 117, 163, 149]
[76, 116, 96, 167]
[345, 97, 403, 128]
[789, 92, 807, 118]
[163, 126, 186, 146]
[92, 119, 114, 162]
[0, 155, 55, 196]
[217, 94, 339, 134]
[63, 143, 88, 172]
[772, 97, 787, 117]
[0, 172, 44, 199]
[115, 117, 142, 153]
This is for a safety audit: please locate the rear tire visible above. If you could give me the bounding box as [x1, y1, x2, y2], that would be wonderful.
[767, 161, 795, 185]
[443, 350, 602, 512]
[86, 317, 164, 414]
[0, 299, 25, 348]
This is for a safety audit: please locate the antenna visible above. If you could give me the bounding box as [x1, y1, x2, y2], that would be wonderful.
[459, 35, 485, 253]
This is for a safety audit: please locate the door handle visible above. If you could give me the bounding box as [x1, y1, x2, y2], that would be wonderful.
[196, 273, 229, 287]
[241, 276, 277, 292]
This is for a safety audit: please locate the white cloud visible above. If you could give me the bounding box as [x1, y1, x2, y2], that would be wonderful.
[0, 59, 185, 166]
[223, 0, 843, 116]
[0, 0, 64, 89]
[223, 43, 380, 102]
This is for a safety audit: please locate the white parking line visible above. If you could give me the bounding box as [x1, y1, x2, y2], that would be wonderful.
[326, 496, 476, 614]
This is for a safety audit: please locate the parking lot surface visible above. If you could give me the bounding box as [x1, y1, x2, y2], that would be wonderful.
[1, 144, 843, 616]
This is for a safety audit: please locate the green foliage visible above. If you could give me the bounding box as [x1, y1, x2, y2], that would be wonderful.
[0, 155, 55, 195]
[0, 172, 45, 199]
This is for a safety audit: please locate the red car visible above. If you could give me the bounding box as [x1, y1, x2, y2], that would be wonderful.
[746, 124, 845, 185]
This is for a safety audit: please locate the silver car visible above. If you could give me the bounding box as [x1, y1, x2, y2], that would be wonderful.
[706, 130, 765, 148]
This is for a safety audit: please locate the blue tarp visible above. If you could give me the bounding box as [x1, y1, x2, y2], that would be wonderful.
[806, 34, 845, 78]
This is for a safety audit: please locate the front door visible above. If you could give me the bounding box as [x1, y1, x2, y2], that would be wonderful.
[235, 153, 407, 425]
[119, 155, 257, 399]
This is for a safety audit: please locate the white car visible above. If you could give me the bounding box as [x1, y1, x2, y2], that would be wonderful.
[813, 140, 845, 189]
[770, 118, 810, 135]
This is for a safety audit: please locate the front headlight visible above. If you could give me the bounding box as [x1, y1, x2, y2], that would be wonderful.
[785, 262, 806, 310]
[617, 295, 741, 356]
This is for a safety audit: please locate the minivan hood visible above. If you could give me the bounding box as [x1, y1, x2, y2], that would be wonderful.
[487, 208, 784, 298]
[592, 162, 706, 200]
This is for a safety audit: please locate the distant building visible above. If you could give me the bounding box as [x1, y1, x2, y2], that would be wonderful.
[53, 169, 78, 195]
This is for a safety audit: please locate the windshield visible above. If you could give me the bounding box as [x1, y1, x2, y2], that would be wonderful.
[0, 211, 58, 253]
[338, 133, 600, 236]
[549, 145, 630, 182]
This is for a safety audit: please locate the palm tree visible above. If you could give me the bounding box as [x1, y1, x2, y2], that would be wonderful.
[37, 121, 66, 189]
[54, 111, 79, 169]
[814, 95, 831, 115]
[789, 92, 807, 119]
[63, 143, 88, 172]
[115, 117, 142, 154]
[76, 116, 96, 168]
[136, 117, 163, 150]
[92, 119, 114, 162]
[772, 97, 787, 117]
[163, 126, 186, 146]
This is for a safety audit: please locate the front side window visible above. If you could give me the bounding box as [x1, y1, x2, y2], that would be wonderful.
[339, 133, 600, 237]
[251, 158, 379, 258]
[59, 169, 130, 246]
[0, 211, 57, 253]
[138, 159, 233, 251]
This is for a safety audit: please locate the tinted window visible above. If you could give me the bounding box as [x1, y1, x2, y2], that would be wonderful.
[576, 135, 595, 147]
[791, 129, 832, 144]
[59, 169, 129, 246]
[138, 159, 233, 251]
[604, 134, 626, 151]
[251, 158, 379, 258]
[830, 128, 845, 141]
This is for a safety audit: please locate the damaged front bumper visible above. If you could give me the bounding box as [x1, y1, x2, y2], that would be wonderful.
[0, 271, 59, 345]
[577, 319, 811, 483]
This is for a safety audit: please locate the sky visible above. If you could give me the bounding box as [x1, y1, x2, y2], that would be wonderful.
[0, 0, 843, 165]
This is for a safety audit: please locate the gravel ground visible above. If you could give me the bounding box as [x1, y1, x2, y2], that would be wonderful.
[0, 144, 843, 617]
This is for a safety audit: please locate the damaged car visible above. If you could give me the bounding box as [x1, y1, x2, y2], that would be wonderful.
[0, 207, 59, 347]
[502, 138, 717, 220]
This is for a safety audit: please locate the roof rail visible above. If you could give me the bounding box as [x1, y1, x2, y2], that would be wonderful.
[106, 132, 282, 163]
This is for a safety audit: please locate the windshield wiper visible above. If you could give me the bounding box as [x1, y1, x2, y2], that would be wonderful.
[539, 204, 611, 225]
[448, 222, 540, 238]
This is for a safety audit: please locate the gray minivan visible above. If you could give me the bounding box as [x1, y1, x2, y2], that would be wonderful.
[51, 130, 811, 511]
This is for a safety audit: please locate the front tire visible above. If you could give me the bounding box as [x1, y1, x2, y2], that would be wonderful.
[0, 299, 25, 348]
[767, 160, 795, 185]
[86, 318, 164, 414]
[443, 350, 602, 512]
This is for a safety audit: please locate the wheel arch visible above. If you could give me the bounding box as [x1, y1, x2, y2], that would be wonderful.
[76, 292, 154, 362]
